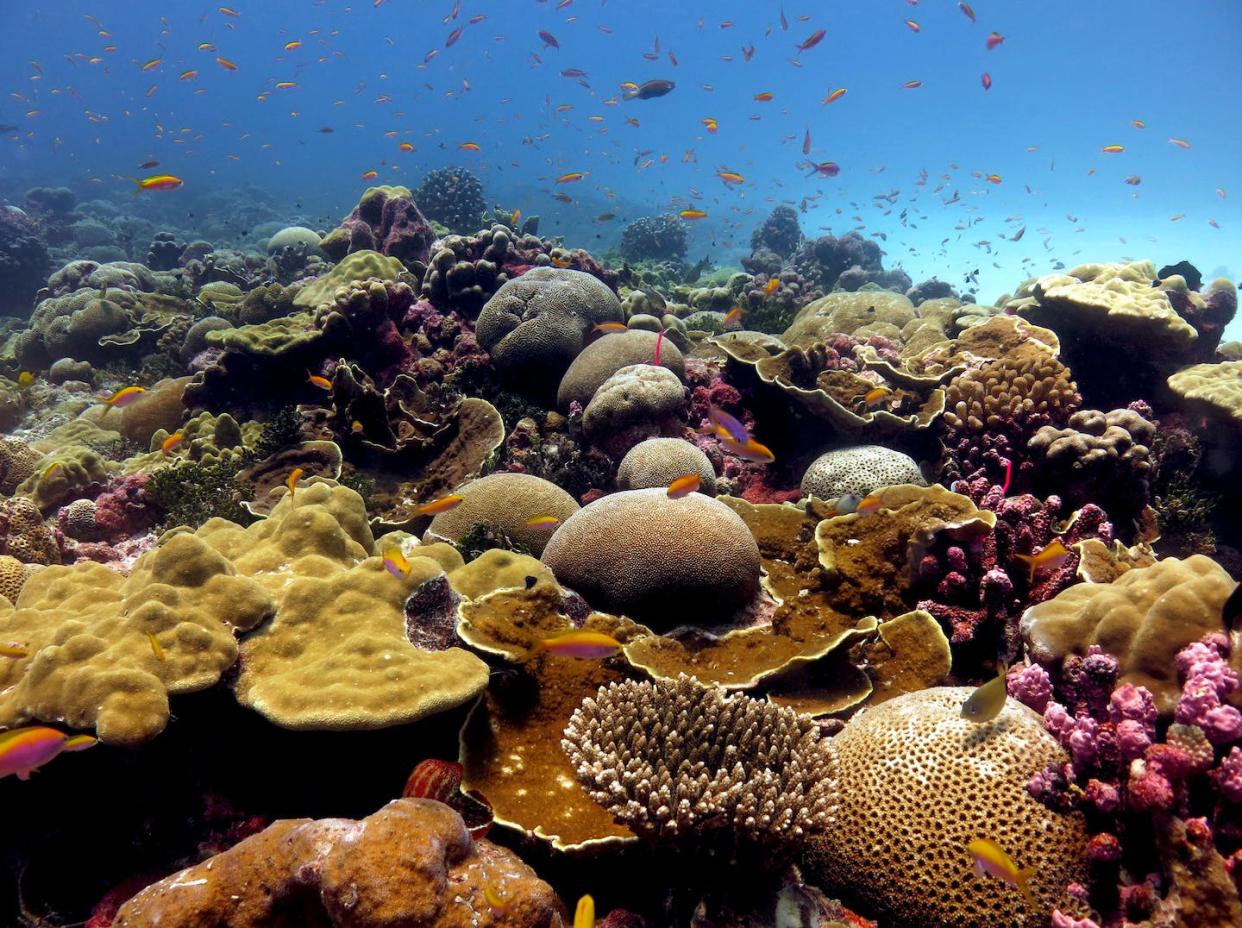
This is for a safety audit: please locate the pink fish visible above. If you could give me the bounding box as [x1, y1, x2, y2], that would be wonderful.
[703, 404, 750, 445]
[0, 726, 97, 781]
[539, 630, 622, 659]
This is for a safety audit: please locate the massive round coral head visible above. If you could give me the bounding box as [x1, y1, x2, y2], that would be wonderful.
[808, 686, 1093, 928]
[540, 487, 760, 627]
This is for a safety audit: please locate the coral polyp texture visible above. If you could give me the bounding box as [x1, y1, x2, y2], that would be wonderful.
[0, 23, 1240, 924]
[562, 674, 834, 857]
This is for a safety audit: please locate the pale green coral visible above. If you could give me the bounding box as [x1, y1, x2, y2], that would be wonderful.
[292, 249, 406, 309]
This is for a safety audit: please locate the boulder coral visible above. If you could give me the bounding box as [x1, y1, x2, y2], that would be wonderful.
[556, 328, 685, 409]
[800, 445, 926, 500]
[1020, 554, 1239, 715]
[476, 267, 625, 400]
[541, 488, 761, 628]
[319, 185, 435, 268]
[114, 798, 565, 928]
[808, 687, 1092, 928]
[616, 437, 717, 495]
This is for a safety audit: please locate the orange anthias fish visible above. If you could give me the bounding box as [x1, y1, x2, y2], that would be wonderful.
[680, 209, 707, 220]
[308, 372, 332, 390]
[1102, 145, 1125, 154]
[666, 474, 701, 498]
[967, 838, 1038, 910]
[459, 142, 481, 151]
[764, 276, 781, 294]
[721, 434, 775, 464]
[594, 321, 628, 333]
[287, 467, 304, 496]
[361, 170, 379, 180]
[1015, 537, 1071, 583]
[822, 87, 847, 105]
[723, 306, 743, 326]
[795, 29, 825, 52]
[540, 630, 623, 659]
[133, 176, 183, 193]
[858, 385, 893, 409]
[161, 431, 184, 454]
[417, 494, 465, 516]
[556, 172, 586, 184]
[753, 91, 774, 102]
[103, 385, 146, 407]
[1, 726, 98, 781]
[986, 31, 1005, 49]
[902, 79, 923, 89]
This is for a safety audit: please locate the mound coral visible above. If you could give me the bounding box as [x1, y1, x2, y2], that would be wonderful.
[319, 184, 435, 268]
[619, 215, 688, 262]
[541, 488, 760, 627]
[1020, 554, 1238, 714]
[557, 328, 685, 409]
[476, 267, 625, 399]
[809, 686, 1092, 928]
[562, 674, 834, 859]
[425, 472, 580, 557]
[414, 166, 486, 234]
[582, 364, 685, 445]
[616, 437, 717, 495]
[800, 445, 926, 499]
[114, 798, 564, 927]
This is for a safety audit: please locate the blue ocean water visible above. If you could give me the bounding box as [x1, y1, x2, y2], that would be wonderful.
[1, 0, 1239, 333]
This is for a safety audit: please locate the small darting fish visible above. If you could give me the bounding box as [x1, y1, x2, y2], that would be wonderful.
[961, 666, 1009, 723]
[574, 896, 595, 928]
[133, 175, 183, 193]
[418, 494, 465, 516]
[1015, 537, 1070, 583]
[383, 547, 411, 577]
[967, 838, 1038, 909]
[539, 630, 623, 659]
[287, 467, 304, 496]
[666, 474, 701, 498]
[0, 726, 97, 781]
[623, 79, 675, 100]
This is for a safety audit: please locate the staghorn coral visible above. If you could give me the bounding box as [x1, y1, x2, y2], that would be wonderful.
[941, 337, 1080, 486]
[562, 674, 834, 859]
[114, 798, 565, 928]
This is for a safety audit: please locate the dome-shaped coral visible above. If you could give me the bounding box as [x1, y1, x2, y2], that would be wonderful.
[809, 686, 1091, 928]
[540, 488, 760, 627]
[425, 472, 580, 557]
[800, 445, 926, 500]
[617, 437, 716, 496]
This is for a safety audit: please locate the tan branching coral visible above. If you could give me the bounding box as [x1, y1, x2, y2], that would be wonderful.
[942, 340, 1079, 438]
[562, 674, 835, 855]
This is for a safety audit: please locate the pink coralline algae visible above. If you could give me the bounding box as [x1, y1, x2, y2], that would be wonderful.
[1018, 635, 1242, 923]
[92, 473, 157, 539]
[916, 490, 1110, 654]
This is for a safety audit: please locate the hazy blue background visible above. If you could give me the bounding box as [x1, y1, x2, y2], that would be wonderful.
[1, 0, 1238, 333]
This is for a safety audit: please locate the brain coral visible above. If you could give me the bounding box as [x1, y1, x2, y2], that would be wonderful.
[1020, 554, 1238, 714]
[617, 437, 717, 496]
[425, 473, 581, 557]
[800, 445, 926, 500]
[475, 267, 624, 400]
[582, 364, 685, 441]
[115, 798, 565, 928]
[809, 687, 1091, 928]
[556, 329, 685, 409]
[562, 674, 833, 858]
[540, 488, 761, 627]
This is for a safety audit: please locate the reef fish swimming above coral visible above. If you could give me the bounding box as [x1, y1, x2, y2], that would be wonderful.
[0, 1, 1239, 926]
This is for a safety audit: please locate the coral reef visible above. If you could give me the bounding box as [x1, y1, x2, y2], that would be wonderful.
[748, 205, 804, 260]
[620, 215, 689, 262]
[319, 185, 435, 268]
[800, 445, 926, 499]
[0, 204, 50, 315]
[414, 166, 487, 234]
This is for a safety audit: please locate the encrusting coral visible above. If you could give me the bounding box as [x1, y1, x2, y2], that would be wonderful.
[114, 798, 565, 927]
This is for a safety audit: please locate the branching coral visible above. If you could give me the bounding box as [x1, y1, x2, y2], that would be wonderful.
[562, 674, 834, 859]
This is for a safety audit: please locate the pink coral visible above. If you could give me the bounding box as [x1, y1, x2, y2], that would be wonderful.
[1008, 663, 1053, 713]
[1214, 746, 1242, 803]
